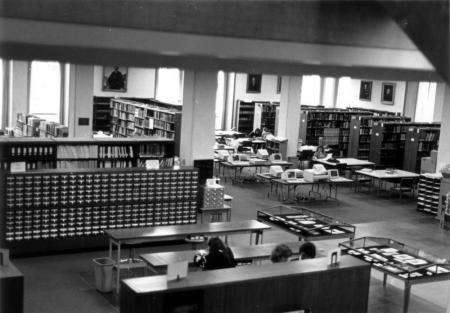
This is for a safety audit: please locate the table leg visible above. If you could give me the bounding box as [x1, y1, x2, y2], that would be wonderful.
[383, 273, 388, 287]
[116, 242, 121, 293]
[109, 239, 112, 258]
[249, 232, 253, 245]
[403, 282, 411, 313]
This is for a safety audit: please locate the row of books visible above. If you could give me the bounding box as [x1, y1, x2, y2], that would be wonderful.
[57, 145, 98, 159]
[98, 145, 134, 158]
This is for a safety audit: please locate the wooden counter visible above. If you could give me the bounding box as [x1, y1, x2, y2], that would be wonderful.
[120, 255, 370, 313]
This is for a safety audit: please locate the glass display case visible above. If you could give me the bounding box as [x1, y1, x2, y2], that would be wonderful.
[257, 205, 355, 240]
[340, 237, 450, 281]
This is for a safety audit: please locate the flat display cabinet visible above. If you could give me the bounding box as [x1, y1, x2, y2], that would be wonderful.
[340, 236, 450, 313]
[257, 205, 355, 240]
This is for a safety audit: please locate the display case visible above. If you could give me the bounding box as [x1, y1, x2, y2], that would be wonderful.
[257, 205, 355, 240]
[340, 237, 450, 281]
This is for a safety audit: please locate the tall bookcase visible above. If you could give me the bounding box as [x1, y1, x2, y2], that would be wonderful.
[236, 100, 256, 135]
[110, 98, 181, 140]
[261, 102, 278, 133]
[369, 122, 437, 169]
[0, 138, 176, 171]
[1, 167, 198, 255]
[93, 96, 113, 133]
[348, 116, 409, 160]
[403, 125, 440, 173]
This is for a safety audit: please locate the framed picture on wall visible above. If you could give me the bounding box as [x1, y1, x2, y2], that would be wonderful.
[276, 76, 282, 94]
[381, 82, 395, 105]
[246, 74, 262, 93]
[359, 81, 372, 101]
[102, 66, 128, 92]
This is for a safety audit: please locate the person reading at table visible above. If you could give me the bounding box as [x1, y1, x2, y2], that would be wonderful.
[194, 237, 236, 270]
[270, 244, 293, 263]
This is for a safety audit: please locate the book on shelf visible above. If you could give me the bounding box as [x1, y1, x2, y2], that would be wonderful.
[57, 145, 98, 159]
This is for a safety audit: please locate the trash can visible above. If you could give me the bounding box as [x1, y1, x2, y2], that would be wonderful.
[93, 257, 114, 293]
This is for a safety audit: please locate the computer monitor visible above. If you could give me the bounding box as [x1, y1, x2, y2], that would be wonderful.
[269, 165, 283, 177]
[328, 169, 339, 178]
[269, 153, 282, 162]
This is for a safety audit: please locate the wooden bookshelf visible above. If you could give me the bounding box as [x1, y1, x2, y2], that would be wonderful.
[348, 116, 409, 160]
[0, 167, 199, 255]
[260, 102, 278, 133]
[15, 114, 68, 138]
[369, 122, 437, 169]
[236, 100, 256, 135]
[93, 96, 113, 133]
[110, 98, 181, 139]
[0, 137, 175, 171]
[417, 174, 441, 215]
[403, 125, 440, 173]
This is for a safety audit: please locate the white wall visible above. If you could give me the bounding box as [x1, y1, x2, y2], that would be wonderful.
[345, 78, 406, 113]
[93, 65, 156, 98]
[234, 73, 281, 102]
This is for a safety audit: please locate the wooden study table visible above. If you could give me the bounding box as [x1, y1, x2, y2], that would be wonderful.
[140, 241, 309, 273]
[220, 161, 293, 183]
[104, 220, 271, 292]
[355, 169, 420, 194]
[120, 256, 371, 313]
[315, 157, 375, 168]
[271, 177, 353, 202]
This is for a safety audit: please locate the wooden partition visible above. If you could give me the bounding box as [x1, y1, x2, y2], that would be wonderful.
[120, 256, 370, 313]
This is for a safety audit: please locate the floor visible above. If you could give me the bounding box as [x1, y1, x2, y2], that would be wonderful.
[12, 179, 450, 313]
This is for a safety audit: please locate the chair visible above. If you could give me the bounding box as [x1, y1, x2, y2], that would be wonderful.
[297, 150, 314, 169]
[390, 178, 417, 199]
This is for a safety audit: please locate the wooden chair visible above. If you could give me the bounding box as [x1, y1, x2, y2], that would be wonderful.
[390, 177, 417, 199]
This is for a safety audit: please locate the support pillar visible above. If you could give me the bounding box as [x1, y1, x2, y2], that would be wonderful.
[67, 64, 94, 138]
[277, 76, 302, 158]
[8, 60, 29, 127]
[403, 81, 419, 120]
[436, 84, 450, 172]
[180, 70, 217, 166]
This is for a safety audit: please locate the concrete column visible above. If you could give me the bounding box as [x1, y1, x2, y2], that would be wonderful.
[319, 77, 326, 106]
[224, 72, 236, 131]
[9, 60, 30, 127]
[403, 81, 419, 120]
[180, 70, 217, 166]
[1, 60, 10, 129]
[436, 84, 450, 172]
[67, 64, 94, 138]
[277, 75, 302, 157]
[433, 82, 446, 122]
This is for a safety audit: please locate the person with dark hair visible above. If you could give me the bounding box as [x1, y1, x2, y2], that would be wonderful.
[270, 244, 293, 263]
[249, 128, 262, 138]
[194, 237, 236, 270]
[299, 242, 316, 260]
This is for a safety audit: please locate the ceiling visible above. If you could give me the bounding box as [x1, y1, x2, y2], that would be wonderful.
[0, 0, 447, 82]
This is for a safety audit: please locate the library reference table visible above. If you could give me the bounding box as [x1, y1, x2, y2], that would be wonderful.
[315, 157, 375, 168]
[271, 177, 353, 202]
[258, 205, 355, 241]
[104, 220, 270, 292]
[120, 256, 370, 313]
[140, 241, 309, 273]
[340, 236, 450, 313]
[219, 161, 293, 183]
[355, 169, 420, 194]
[0, 262, 24, 313]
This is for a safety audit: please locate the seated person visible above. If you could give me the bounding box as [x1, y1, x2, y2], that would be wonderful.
[194, 237, 236, 270]
[248, 128, 262, 138]
[313, 145, 328, 159]
[299, 242, 316, 260]
[270, 244, 293, 263]
[261, 127, 272, 140]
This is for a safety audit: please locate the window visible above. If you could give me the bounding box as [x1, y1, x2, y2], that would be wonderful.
[336, 77, 352, 109]
[215, 71, 225, 130]
[156, 68, 182, 105]
[300, 75, 321, 106]
[0, 60, 3, 128]
[322, 77, 336, 108]
[415, 82, 437, 122]
[29, 61, 61, 123]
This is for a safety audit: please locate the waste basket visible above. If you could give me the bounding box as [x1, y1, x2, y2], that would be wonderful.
[93, 257, 114, 292]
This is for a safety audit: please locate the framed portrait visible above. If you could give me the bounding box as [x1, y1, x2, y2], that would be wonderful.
[359, 81, 372, 101]
[246, 74, 262, 93]
[276, 76, 282, 94]
[381, 82, 395, 105]
[102, 66, 128, 92]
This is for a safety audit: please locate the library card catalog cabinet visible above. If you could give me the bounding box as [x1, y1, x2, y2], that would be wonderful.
[0, 167, 198, 255]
